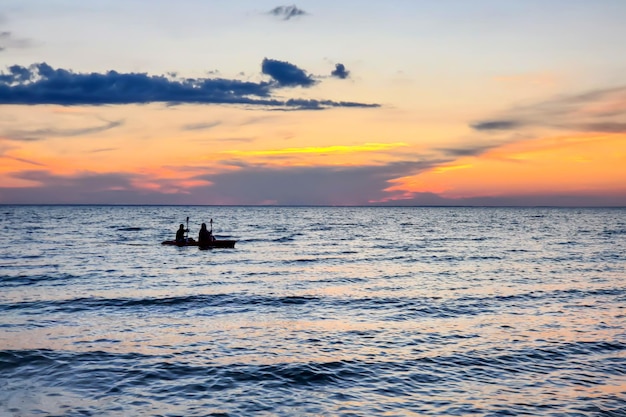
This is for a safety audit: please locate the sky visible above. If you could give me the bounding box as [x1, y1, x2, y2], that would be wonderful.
[1, 0, 625, 206]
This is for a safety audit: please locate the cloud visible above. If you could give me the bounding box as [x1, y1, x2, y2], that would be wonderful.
[472, 86, 626, 134]
[0, 62, 378, 110]
[261, 58, 316, 87]
[0, 156, 440, 205]
[0, 170, 175, 204]
[3, 119, 123, 142]
[579, 122, 626, 133]
[472, 120, 519, 131]
[4, 161, 622, 206]
[89, 147, 117, 153]
[182, 121, 221, 131]
[9, 169, 134, 189]
[268, 5, 308, 20]
[189, 159, 443, 205]
[436, 142, 503, 157]
[331, 63, 350, 79]
[0, 62, 273, 105]
[1, 155, 46, 167]
[273, 98, 379, 111]
[0, 31, 32, 52]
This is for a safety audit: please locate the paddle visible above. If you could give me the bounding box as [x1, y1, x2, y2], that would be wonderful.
[185, 216, 189, 241]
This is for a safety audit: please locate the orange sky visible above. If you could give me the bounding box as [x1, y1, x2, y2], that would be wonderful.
[1, 100, 625, 205]
[1, 2, 625, 206]
[384, 133, 626, 202]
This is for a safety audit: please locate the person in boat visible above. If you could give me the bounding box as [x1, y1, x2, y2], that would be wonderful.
[198, 222, 215, 245]
[176, 224, 188, 243]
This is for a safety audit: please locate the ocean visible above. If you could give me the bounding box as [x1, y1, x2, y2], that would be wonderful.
[1, 205, 624, 416]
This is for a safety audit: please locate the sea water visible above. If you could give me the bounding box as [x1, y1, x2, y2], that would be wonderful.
[0, 205, 624, 416]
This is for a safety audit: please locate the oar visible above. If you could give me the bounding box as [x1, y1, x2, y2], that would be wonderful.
[185, 216, 189, 241]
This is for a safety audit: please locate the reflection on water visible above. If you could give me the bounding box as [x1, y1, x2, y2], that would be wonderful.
[1, 206, 624, 416]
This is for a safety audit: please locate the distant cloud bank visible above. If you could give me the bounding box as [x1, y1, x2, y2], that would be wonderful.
[0, 60, 377, 110]
[473, 86, 626, 133]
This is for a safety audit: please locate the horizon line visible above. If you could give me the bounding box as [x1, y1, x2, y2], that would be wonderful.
[1, 204, 624, 209]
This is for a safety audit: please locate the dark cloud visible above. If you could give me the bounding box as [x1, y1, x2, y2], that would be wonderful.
[268, 5, 308, 20]
[1, 64, 32, 82]
[0, 62, 378, 109]
[261, 58, 316, 87]
[331, 63, 350, 79]
[472, 86, 626, 134]
[0, 62, 273, 105]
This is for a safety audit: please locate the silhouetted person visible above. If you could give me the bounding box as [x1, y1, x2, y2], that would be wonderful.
[176, 224, 187, 243]
[198, 223, 212, 245]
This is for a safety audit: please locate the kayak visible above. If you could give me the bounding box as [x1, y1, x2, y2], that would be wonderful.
[161, 238, 236, 249]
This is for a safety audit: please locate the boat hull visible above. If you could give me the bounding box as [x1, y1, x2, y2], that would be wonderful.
[161, 239, 236, 249]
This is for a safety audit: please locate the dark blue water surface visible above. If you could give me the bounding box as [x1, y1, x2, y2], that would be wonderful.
[1, 206, 624, 416]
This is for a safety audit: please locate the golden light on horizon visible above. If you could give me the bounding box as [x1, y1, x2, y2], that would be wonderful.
[220, 142, 409, 157]
[382, 133, 626, 200]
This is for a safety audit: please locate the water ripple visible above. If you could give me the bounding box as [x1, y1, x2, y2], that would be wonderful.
[1, 206, 624, 416]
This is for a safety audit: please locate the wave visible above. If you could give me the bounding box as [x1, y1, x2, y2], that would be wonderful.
[2, 285, 623, 320]
[2, 340, 624, 414]
[0, 272, 80, 288]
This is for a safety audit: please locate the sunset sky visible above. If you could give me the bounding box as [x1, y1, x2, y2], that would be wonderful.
[1, 0, 625, 206]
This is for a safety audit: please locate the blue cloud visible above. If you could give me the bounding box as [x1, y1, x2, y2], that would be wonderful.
[268, 5, 307, 20]
[261, 58, 316, 87]
[331, 63, 350, 79]
[0, 61, 378, 110]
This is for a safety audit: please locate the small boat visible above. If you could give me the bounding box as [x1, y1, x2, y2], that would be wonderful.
[161, 238, 236, 249]
[164, 218, 236, 249]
